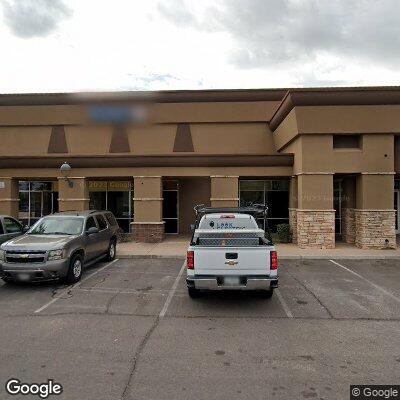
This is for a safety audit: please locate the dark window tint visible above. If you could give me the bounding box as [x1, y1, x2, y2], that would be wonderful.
[86, 217, 97, 230]
[105, 212, 118, 226]
[0, 221, 4, 234]
[96, 214, 107, 230]
[4, 218, 22, 233]
[333, 135, 360, 149]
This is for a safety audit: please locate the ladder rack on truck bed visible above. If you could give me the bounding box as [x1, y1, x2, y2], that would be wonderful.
[191, 204, 273, 246]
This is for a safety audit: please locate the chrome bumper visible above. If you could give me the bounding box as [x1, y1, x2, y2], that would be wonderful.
[187, 275, 278, 290]
[0, 259, 70, 281]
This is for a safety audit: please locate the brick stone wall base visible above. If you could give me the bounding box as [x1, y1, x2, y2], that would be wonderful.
[342, 208, 355, 244]
[355, 210, 396, 249]
[296, 210, 335, 249]
[131, 223, 165, 243]
[289, 208, 297, 244]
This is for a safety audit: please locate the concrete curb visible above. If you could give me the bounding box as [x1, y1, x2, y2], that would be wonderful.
[117, 254, 400, 260]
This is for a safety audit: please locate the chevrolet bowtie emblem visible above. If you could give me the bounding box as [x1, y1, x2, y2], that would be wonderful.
[225, 260, 238, 266]
[20, 254, 29, 258]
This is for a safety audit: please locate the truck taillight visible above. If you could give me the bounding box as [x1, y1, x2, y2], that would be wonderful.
[187, 251, 194, 269]
[270, 251, 278, 270]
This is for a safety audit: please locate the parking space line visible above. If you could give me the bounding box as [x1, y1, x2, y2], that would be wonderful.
[329, 259, 400, 304]
[275, 288, 293, 318]
[34, 259, 119, 314]
[159, 261, 186, 318]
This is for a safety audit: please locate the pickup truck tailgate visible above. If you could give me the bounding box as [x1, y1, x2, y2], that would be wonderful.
[194, 247, 273, 275]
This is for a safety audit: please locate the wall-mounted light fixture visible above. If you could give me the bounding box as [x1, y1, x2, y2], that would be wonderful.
[60, 162, 73, 188]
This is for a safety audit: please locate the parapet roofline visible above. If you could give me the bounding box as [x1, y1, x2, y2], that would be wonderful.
[0, 88, 288, 106]
[269, 86, 400, 131]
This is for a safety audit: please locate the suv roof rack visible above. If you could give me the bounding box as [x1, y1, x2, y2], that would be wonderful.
[194, 204, 268, 217]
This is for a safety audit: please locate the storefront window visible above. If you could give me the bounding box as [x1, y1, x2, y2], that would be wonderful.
[89, 181, 133, 232]
[18, 181, 58, 226]
[239, 180, 289, 232]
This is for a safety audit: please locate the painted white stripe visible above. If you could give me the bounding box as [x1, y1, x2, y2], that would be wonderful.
[34, 259, 119, 314]
[159, 261, 186, 318]
[329, 259, 400, 304]
[275, 288, 293, 318]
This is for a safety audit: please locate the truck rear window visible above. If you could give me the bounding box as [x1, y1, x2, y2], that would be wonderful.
[198, 215, 258, 230]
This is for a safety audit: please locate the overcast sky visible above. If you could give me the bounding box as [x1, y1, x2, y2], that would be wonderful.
[1, 0, 400, 93]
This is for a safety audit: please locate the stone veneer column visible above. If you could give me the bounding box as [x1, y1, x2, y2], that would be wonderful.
[355, 210, 395, 249]
[296, 174, 335, 249]
[132, 176, 164, 243]
[210, 176, 239, 207]
[296, 210, 335, 249]
[288, 209, 298, 244]
[58, 177, 89, 211]
[0, 177, 19, 217]
[354, 174, 396, 249]
[342, 208, 356, 244]
[289, 176, 298, 243]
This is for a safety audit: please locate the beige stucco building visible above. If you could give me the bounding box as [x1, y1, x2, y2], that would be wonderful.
[0, 87, 399, 249]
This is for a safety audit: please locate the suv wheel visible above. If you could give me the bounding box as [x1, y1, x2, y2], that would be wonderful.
[66, 254, 83, 284]
[106, 240, 116, 261]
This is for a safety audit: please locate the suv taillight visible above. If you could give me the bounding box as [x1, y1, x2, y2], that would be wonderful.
[187, 251, 194, 270]
[270, 251, 278, 270]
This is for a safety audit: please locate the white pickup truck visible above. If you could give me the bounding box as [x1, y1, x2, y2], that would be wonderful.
[186, 206, 278, 299]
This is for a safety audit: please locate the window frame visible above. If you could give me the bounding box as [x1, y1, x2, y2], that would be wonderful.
[3, 217, 23, 234]
[85, 216, 98, 231]
[95, 214, 108, 231]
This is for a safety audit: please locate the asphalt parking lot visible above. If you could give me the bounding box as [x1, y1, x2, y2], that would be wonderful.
[1, 257, 400, 400]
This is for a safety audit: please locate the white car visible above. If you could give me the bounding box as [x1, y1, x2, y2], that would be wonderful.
[186, 206, 278, 298]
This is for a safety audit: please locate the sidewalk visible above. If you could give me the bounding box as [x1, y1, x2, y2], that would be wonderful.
[117, 236, 400, 260]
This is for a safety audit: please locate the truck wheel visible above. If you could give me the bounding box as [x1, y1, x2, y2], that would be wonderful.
[106, 239, 116, 261]
[188, 287, 201, 298]
[1, 277, 15, 284]
[259, 289, 274, 299]
[65, 254, 83, 284]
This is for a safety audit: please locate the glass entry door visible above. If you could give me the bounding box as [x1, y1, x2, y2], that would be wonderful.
[89, 181, 133, 232]
[163, 180, 179, 234]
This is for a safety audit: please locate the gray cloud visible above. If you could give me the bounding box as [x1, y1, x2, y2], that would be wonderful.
[1, 0, 72, 38]
[158, 0, 400, 69]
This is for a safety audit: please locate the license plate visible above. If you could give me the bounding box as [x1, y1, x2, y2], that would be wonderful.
[18, 273, 30, 281]
[223, 276, 240, 286]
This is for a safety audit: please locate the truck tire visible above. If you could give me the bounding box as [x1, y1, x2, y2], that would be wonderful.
[188, 287, 201, 298]
[259, 289, 274, 299]
[106, 239, 116, 261]
[65, 254, 83, 284]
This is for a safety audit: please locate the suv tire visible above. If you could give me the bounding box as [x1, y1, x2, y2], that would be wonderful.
[106, 239, 116, 261]
[66, 253, 83, 284]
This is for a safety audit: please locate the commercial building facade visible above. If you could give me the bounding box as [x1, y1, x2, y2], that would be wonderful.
[0, 87, 399, 249]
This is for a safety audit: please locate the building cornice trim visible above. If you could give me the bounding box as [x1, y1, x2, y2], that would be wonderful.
[295, 172, 334, 176]
[270, 87, 400, 131]
[210, 197, 240, 201]
[0, 154, 294, 169]
[361, 172, 395, 175]
[132, 198, 163, 201]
